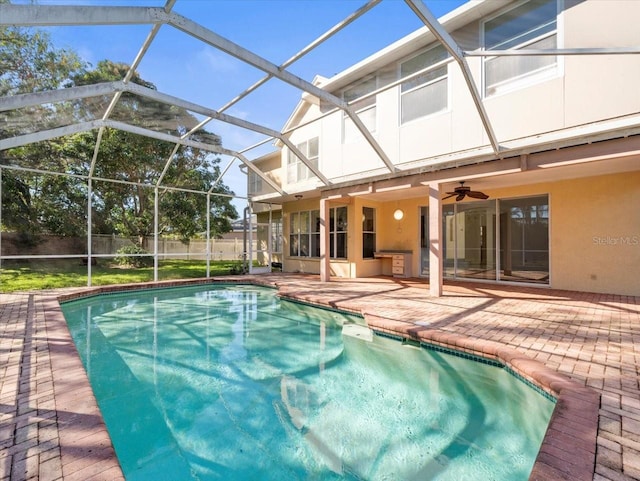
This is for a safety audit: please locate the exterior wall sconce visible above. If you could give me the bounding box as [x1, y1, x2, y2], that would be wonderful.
[393, 209, 404, 220]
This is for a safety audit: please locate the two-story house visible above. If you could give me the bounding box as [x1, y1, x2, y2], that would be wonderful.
[248, 0, 640, 297]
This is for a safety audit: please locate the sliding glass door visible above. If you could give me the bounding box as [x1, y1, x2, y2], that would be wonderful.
[451, 200, 497, 280]
[423, 195, 549, 285]
[499, 196, 549, 283]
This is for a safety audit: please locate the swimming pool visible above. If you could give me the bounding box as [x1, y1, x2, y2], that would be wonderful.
[61, 284, 555, 481]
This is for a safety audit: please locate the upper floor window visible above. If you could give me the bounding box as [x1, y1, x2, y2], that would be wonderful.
[483, 0, 558, 96]
[248, 171, 263, 195]
[287, 137, 318, 184]
[400, 44, 449, 124]
[342, 75, 377, 143]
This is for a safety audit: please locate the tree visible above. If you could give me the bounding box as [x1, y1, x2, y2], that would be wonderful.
[1, 22, 87, 238]
[1, 26, 239, 246]
[69, 60, 238, 245]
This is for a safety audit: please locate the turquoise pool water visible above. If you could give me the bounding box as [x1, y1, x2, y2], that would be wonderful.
[61, 284, 554, 481]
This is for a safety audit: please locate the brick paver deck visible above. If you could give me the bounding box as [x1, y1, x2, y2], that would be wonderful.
[1, 274, 639, 480]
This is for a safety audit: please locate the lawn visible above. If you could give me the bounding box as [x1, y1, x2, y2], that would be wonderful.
[0, 259, 243, 292]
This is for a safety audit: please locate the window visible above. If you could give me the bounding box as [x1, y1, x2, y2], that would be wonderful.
[499, 196, 549, 283]
[362, 207, 376, 259]
[271, 218, 283, 255]
[311, 210, 321, 257]
[330, 206, 347, 259]
[289, 209, 319, 257]
[287, 137, 319, 184]
[247, 171, 262, 195]
[400, 44, 449, 123]
[289, 208, 346, 259]
[440, 196, 549, 284]
[483, 0, 558, 96]
[343, 75, 377, 143]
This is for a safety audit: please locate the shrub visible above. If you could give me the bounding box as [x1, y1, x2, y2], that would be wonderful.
[115, 244, 153, 268]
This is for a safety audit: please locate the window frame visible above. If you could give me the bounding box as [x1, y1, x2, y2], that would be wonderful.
[342, 74, 378, 144]
[271, 217, 283, 256]
[481, 0, 561, 97]
[288, 209, 318, 258]
[330, 206, 348, 259]
[247, 170, 263, 195]
[399, 44, 450, 124]
[287, 137, 319, 184]
[362, 206, 376, 259]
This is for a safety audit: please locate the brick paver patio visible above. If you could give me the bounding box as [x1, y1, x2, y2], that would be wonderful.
[1, 274, 639, 480]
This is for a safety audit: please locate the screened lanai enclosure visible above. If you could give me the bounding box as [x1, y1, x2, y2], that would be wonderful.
[0, 0, 358, 285]
[1, 0, 638, 289]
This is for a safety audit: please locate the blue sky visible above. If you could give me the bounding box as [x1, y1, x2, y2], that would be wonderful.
[35, 0, 467, 211]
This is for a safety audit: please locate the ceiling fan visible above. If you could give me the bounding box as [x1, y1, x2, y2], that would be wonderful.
[443, 181, 489, 201]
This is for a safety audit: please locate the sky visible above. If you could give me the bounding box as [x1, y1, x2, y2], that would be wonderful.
[28, 0, 467, 212]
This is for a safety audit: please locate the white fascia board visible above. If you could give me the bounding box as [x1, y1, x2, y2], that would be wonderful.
[281, 98, 313, 135]
[0, 4, 168, 26]
[396, 115, 640, 175]
[465, 47, 640, 57]
[320, 0, 502, 93]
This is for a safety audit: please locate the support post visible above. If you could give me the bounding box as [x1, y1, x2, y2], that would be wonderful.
[87, 178, 92, 286]
[206, 193, 211, 277]
[248, 202, 253, 274]
[0, 168, 3, 274]
[428, 183, 443, 297]
[268, 204, 273, 273]
[320, 197, 330, 282]
[154, 187, 159, 281]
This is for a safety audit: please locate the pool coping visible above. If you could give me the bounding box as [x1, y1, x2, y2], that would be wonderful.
[55, 277, 600, 481]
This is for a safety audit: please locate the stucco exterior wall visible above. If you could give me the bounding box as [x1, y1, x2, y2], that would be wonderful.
[279, 170, 640, 296]
[563, 0, 640, 125]
[547, 171, 640, 296]
[279, 0, 640, 189]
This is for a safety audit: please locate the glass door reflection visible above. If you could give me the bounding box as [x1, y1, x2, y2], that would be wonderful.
[449, 200, 497, 281]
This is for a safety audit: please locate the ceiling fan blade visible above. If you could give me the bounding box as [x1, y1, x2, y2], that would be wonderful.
[456, 193, 466, 201]
[442, 193, 457, 200]
[467, 191, 489, 199]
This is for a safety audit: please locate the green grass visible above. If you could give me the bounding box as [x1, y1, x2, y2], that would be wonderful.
[0, 259, 243, 292]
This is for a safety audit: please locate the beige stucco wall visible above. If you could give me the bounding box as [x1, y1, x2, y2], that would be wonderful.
[447, 170, 640, 296]
[547, 171, 640, 296]
[281, 197, 356, 277]
[251, 151, 282, 197]
[279, 170, 640, 296]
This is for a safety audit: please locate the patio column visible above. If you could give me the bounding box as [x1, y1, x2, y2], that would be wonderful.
[428, 183, 443, 297]
[320, 197, 330, 282]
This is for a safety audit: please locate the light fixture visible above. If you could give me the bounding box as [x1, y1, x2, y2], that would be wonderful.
[294, 194, 303, 200]
[393, 209, 404, 220]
